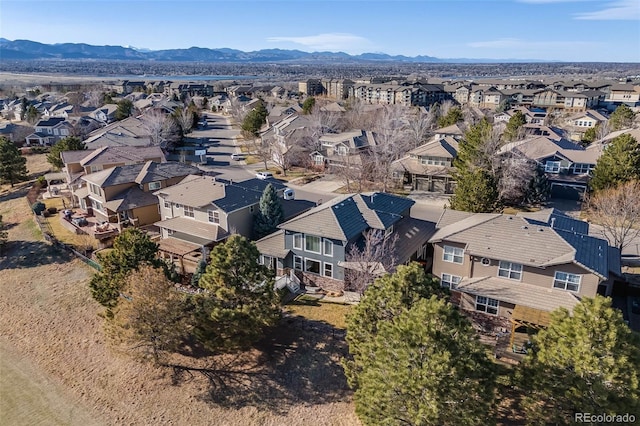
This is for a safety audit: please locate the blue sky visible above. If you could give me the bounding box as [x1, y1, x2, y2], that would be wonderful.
[1, 0, 639, 62]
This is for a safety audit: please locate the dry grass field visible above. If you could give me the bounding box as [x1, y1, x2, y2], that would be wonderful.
[0, 156, 359, 425]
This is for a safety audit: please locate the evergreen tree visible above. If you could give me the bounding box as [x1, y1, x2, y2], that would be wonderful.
[115, 99, 134, 121]
[253, 183, 284, 239]
[503, 110, 526, 141]
[193, 235, 280, 352]
[343, 263, 445, 388]
[352, 298, 497, 426]
[302, 97, 316, 114]
[524, 166, 551, 206]
[107, 265, 191, 363]
[47, 136, 86, 169]
[190, 258, 207, 287]
[582, 125, 597, 144]
[437, 107, 463, 128]
[517, 296, 640, 424]
[89, 228, 162, 309]
[590, 133, 640, 192]
[20, 97, 29, 121]
[609, 104, 635, 131]
[25, 105, 40, 124]
[0, 137, 28, 187]
[450, 119, 501, 212]
[241, 101, 268, 136]
[450, 168, 499, 212]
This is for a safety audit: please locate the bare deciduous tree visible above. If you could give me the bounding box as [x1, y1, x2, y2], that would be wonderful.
[142, 109, 180, 148]
[497, 155, 537, 205]
[406, 107, 435, 148]
[371, 106, 411, 192]
[344, 229, 398, 294]
[587, 180, 640, 251]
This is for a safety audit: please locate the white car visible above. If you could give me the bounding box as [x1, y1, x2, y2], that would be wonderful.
[283, 188, 295, 200]
[255, 171, 274, 180]
[230, 153, 245, 161]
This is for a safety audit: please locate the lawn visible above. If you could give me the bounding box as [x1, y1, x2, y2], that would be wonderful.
[285, 295, 353, 330]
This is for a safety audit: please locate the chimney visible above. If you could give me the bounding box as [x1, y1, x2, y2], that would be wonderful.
[550, 217, 556, 229]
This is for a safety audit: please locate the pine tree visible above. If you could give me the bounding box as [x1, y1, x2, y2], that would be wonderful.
[107, 265, 191, 363]
[89, 228, 162, 309]
[241, 101, 268, 136]
[450, 119, 501, 212]
[0, 214, 8, 255]
[449, 168, 499, 212]
[609, 104, 635, 131]
[302, 97, 316, 114]
[191, 258, 207, 287]
[503, 110, 526, 141]
[524, 166, 551, 206]
[590, 133, 640, 192]
[437, 107, 462, 128]
[0, 137, 28, 187]
[253, 183, 284, 239]
[343, 263, 446, 388]
[115, 99, 134, 121]
[47, 136, 86, 169]
[517, 296, 640, 424]
[194, 235, 280, 352]
[351, 297, 497, 425]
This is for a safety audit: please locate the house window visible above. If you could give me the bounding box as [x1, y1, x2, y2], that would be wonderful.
[545, 161, 561, 173]
[441, 273, 461, 289]
[323, 239, 333, 257]
[305, 235, 321, 253]
[553, 271, 581, 292]
[323, 262, 333, 278]
[261, 255, 274, 269]
[167, 229, 174, 236]
[164, 200, 170, 209]
[337, 145, 348, 156]
[443, 245, 464, 264]
[90, 199, 104, 212]
[475, 296, 499, 315]
[572, 163, 592, 174]
[89, 165, 102, 173]
[148, 181, 161, 190]
[184, 206, 194, 218]
[293, 233, 303, 250]
[498, 261, 523, 280]
[305, 258, 321, 274]
[208, 210, 219, 224]
[89, 183, 101, 196]
[384, 225, 394, 237]
[293, 255, 302, 271]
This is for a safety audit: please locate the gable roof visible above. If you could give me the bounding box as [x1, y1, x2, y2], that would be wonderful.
[429, 211, 612, 279]
[279, 192, 415, 241]
[34, 117, 66, 127]
[435, 123, 464, 137]
[76, 145, 165, 167]
[83, 161, 199, 188]
[408, 135, 459, 158]
[499, 135, 599, 164]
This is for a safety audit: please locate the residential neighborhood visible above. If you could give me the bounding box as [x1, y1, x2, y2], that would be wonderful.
[1, 68, 639, 425]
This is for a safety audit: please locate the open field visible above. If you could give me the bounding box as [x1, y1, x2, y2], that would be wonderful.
[0, 176, 359, 425]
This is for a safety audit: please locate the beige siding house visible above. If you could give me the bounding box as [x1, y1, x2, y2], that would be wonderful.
[429, 209, 620, 341]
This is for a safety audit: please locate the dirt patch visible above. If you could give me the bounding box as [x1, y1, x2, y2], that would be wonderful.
[0, 185, 359, 425]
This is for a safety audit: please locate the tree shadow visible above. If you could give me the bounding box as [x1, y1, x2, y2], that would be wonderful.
[0, 240, 73, 269]
[0, 185, 31, 203]
[167, 317, 351, 414]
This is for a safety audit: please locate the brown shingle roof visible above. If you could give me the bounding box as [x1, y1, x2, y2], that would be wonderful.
[155, 216, 228, 243]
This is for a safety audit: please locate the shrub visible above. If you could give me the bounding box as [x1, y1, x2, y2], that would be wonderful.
[31, 201, 46, 215]
[36, 176, 48, 188]
[47, 207, 57, 214]
[41, 210, 50, 217]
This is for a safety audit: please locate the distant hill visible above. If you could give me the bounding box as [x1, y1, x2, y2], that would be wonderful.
[0, 39, 542, 63]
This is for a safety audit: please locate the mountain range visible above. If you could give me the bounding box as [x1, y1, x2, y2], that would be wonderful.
[0, 39, 542, 63]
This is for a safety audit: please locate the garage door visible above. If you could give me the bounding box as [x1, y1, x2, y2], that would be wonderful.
[550, 184, 585, 201]
[432, 179, 446, 193]
[416, 178, 430, 191]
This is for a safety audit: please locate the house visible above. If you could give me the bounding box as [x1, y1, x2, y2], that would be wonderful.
[153, 176, 311, 273]
[565, 109, 608, 141]
[83, 116, 153, 148]
[499, 136, 601, 200]
[318, 130, 378, 171]
[429, 208, 620, 338]
[90, 104, 118, 124]
[391, 135, 459, 193]
[604, 83, 640, 108]
[76, 161, 201, 235]
[256, 192, 434, 292]
[62, 145, 166, 196]
[25, 117, 73, 146]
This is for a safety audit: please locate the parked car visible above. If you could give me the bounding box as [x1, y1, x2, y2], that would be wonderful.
[283, 188, 295, 200]
[256, 171, 274, 180]
[230, 153, 245, 161]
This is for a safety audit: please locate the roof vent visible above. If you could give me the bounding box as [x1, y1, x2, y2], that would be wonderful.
[538, 228, 544, 232]
[550, 217, 556, 228]
[521, 226, 528, 230]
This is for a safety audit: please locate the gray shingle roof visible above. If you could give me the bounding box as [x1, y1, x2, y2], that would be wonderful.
[83, 161, 198, 188]
[518, 208, 589, 235]
[104, 186, 159, 212]
[255, 230, 290, 258]
[279, 192, 414, 241]
[155, 216, 228, 243]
